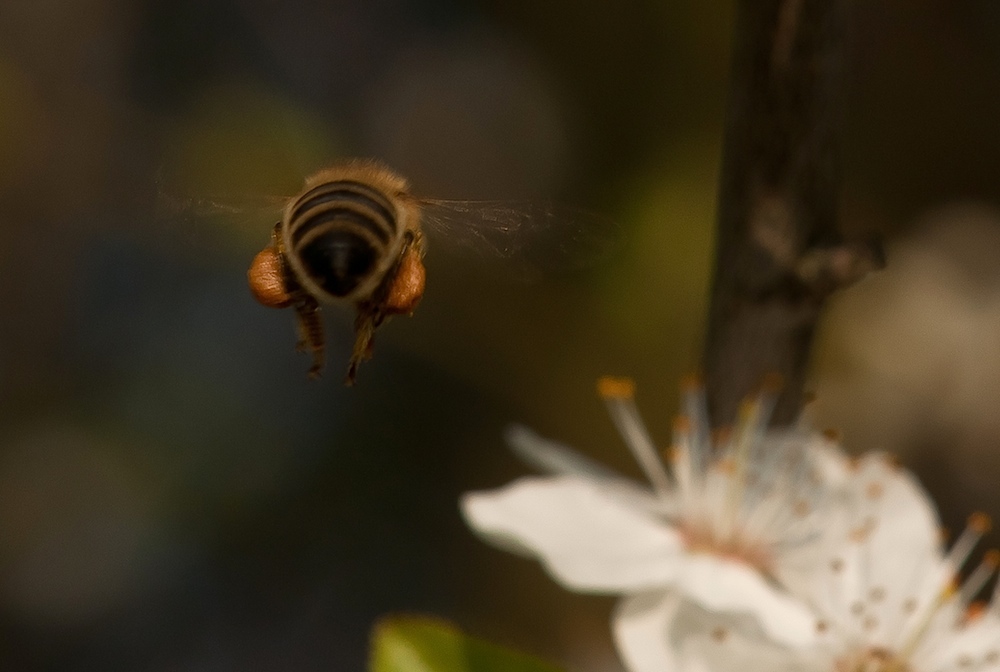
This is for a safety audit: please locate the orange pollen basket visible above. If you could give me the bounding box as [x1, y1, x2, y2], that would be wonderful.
[384, 246, 426, 315]
[248, 247, 294, 308]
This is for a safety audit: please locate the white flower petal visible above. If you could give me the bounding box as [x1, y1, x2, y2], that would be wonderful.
[612, 592, 685, 672]
[785, 452, 945, 633]
[615, 592, 826, 672]
[680, 629, 826, 672]
[920, 611, 1000, 668]
[857, 454, 941, 560]
[805, 438, 854, 489]
[505, 424, 621, 481]
[504, 425, 670, 515]
[676, 554, 819, 648]
[460, 476, 684, 592]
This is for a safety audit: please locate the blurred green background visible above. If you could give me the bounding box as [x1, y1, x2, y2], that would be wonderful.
[3, 1, 1000, 669]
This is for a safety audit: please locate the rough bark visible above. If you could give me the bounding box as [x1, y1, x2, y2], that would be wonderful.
[702, 0, 881, 427]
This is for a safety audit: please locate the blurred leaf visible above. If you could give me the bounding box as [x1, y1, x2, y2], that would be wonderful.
[370, 616, 565, 672]
[160, 80, 340, 206]
[597, 133, 719, 353]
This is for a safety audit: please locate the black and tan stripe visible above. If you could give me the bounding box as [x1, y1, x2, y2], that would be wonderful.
[289, 180, 397, 245]
[286, 180, 399, 298]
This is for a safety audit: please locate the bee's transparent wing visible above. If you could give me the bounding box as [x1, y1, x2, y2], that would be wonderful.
[153, 179, 290, 251]
[153, 165, 290, 221]
[416, 198, 616, 277]
[155, 189, 287, 221]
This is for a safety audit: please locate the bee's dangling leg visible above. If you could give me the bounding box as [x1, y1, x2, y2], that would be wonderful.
[293, 297, 325, 379]
[344, 232, 426, 385]
[346, 304, 386, 386]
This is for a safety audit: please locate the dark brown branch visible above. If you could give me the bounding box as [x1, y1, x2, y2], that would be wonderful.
[702, 0, 882, 427]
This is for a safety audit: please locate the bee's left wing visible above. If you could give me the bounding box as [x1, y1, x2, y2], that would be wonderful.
[153, 175, 291, 250]
[156, 190, 287, 221]
[415, 198, 617, 278]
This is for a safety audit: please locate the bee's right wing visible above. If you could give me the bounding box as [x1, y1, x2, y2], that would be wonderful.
[416, 198, 618, 279]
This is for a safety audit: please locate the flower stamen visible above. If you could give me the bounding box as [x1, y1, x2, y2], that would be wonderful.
[598, 377, 673, 496]
[670, 416, 696, 510]
[680, 375, 711, 476]
[946, 513, 991, 570]
[597, 376, 824, 581]
[957, 549, 999, 609]
[882, 517, 996, 672]
[892, 581, 956, 668]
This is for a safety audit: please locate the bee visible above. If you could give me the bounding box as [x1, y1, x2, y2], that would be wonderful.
[246, 158, 610, 385]
[247, 160, 430, 385]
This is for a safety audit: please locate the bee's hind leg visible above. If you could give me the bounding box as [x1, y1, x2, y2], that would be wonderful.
[346, 303, 385, 386]
[293, 296, 325, 379]
[344, 232, 425, 385]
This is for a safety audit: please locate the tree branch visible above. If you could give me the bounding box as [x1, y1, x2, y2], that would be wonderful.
[702, 0, 881, 427]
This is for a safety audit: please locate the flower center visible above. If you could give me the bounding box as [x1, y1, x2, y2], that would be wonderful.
[677, 522, 774, 572]
[835, 648, 910, 672]
[597, 375, 820, 576]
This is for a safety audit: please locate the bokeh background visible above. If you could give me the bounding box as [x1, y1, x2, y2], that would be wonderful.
[2, 0, 1000, 669]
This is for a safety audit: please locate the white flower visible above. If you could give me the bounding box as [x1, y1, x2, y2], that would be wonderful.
[628, 452, 1000, 672]
[461, 377, 845, 652]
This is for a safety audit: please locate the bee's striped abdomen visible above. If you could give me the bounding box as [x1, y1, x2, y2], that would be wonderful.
[285, 179, 400, 298]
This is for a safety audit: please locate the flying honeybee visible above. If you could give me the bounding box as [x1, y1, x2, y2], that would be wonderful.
[246, 158, 609, 385]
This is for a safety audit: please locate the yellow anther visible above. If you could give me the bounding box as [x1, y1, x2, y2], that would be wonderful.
[680, 373, 703, 391]
[969, 512, 993, 534]
[597, 376, 635, 400]
[849, 526, 872, 543]
[712, 427, 733, 445]
[673, 415, 691, 433]
[966, 601, 987, 622]
[716, 458, 736, 474]
[760, 372, 784, 393]
[737, 398, 757, 421]
[883, 453, 902, 470]
[985, 549, 1000, 567]
[866, 481, 884, 500]
[849, 517, 878, 543]
[942, 579, 958, 599]
[822, 427, 842, 442]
